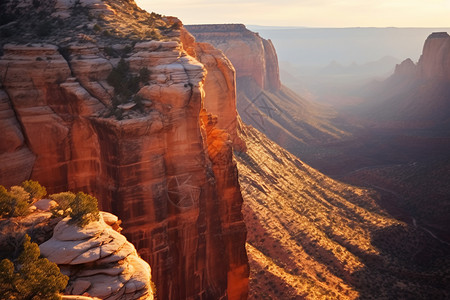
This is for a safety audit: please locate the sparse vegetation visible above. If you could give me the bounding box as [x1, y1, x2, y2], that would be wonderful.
[68, 192, 100, 227]
[238, 125, 450, 300]
[49, 191, 76, 218]
[0, 0, 179, 50]
[0, 185, 31, 218]
[1, 180, 100, 228]
[106, 58, 150, 116]
[21, 180, 47, 202]
[0, 235, 68, 300]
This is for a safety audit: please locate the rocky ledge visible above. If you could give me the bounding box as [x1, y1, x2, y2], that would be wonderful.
[40, 211, 153, 300]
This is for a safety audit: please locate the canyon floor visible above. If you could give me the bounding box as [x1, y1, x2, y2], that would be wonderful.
[237, 125, 450, 299]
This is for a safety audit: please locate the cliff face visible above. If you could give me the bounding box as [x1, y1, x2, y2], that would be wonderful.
[419, 32, 450, 81]
[186, 24, 281, 91]
[0, 1, 248, 299]
[180, 28, 245, 151]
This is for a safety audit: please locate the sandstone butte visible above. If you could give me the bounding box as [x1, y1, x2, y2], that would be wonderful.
[391, 32, 450, 84]
[0, 0, 248, 299]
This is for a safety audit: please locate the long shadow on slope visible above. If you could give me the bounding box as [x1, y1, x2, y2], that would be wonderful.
[352, 224, 450, 299]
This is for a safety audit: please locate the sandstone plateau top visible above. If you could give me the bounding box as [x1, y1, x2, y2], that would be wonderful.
[0, 0, 181, 48]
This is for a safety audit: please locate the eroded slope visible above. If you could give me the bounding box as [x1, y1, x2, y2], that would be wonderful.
[237, 125, 450, 299]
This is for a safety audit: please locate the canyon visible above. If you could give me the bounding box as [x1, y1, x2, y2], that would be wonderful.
[187, 25, 449, 299]
[1, 1, 449, 300]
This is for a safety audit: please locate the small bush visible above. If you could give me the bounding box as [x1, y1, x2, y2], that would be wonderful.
[170, 22, 181, 30]
[21, 180, 46, 201]
[36, 20, 53, 37]
[0, 185, 30, 218]
[114, 108, 123, 120]
[49, 192, 76, 218]
[139, 67, 150, 84]
[147, 29, 162, 40]
[0, 235, 68, 300]
[93, 23, 102, 31]
[69, 192, 100, 227]
[107, 58, 148, 111]
[104, 46, 118, 57]
[133, 95, 144, 112]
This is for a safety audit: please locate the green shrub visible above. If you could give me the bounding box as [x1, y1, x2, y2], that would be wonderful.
[0, 185, 30, 218]
[0, 235, 68, 300]
[170, 22, 181, 30]
[36, 20, 53, 37]
[139, 67, 150, 84]
[21, 180, 47, 201]
[104, 46, 118, 57]
[93, 23, 102, 31]
[107, 58, 149, 111]
[69, 192, 100, 227]
[133, 95, 144, 112]
[49, 192, 76, 218]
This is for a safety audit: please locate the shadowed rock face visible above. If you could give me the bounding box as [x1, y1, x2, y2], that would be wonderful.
[0, 1, 248, 299]
[419, 32, 450, 80]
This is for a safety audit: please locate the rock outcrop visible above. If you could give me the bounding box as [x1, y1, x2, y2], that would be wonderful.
[0, 1, 248, 299]
[180, 28, 245, 150]
[40, 212, 153, 299]
[418, 32, 450, 81]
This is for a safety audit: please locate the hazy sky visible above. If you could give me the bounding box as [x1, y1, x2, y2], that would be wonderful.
[135, 0, 450, 27]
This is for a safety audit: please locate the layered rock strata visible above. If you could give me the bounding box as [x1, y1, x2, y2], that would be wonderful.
[186, 24, 281, 91]
[0, 1, 249, 299]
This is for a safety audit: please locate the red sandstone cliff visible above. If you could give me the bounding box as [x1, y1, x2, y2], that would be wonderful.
[186, 24, 281, 91]
[0, 1, 248, 299]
